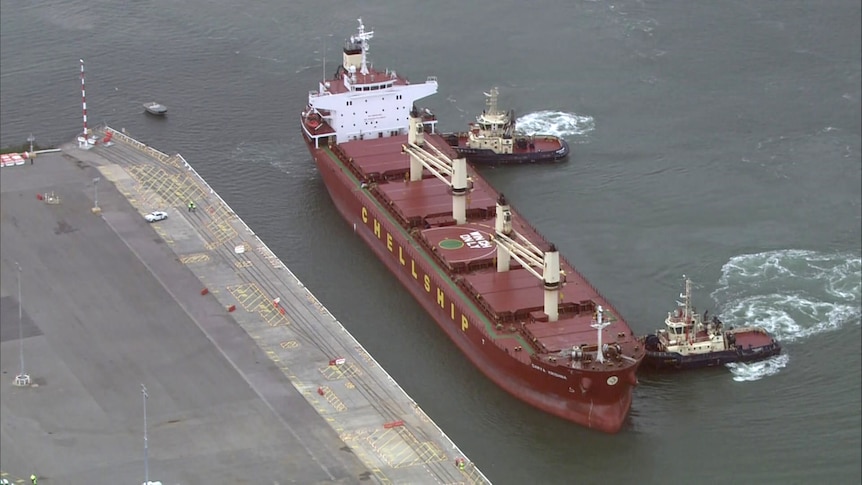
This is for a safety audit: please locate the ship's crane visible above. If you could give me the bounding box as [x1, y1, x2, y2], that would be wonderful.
[402, 108, 469, 224]
[404, 109, 562, 321]
[494, 194, 564, 321]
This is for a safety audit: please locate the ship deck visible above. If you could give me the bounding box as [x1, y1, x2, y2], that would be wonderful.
[317, 67, 410, 95]
[338, 133, 634, 361]
[0, 129, 488, 484]
[732, 327, 778, 348]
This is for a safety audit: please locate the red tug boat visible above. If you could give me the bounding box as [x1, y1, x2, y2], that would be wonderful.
[301, 19, 644, 433]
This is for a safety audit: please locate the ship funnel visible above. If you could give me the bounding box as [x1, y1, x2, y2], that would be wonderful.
[543, 245, 560, 322]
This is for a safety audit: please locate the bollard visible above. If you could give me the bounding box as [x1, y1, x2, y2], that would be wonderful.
[201, 288, 209, 296]
[227, 304, 236, 312]
[36, 193, 44, 200]
[317, 387, 325, 396]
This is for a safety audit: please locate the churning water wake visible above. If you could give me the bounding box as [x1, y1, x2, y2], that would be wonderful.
[711, 249, 862, 382]
[515, 111, 595, 139]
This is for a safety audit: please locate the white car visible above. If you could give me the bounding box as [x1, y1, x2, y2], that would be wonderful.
[144, 210, 168, 223]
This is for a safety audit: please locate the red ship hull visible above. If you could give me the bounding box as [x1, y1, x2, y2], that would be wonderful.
[303, 133, 641, 433]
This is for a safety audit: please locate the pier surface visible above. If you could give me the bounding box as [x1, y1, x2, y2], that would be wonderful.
[0, 128, 488, 484]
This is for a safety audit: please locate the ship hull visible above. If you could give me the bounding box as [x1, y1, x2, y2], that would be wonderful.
[305, 138, 635, 433]
[641, 335, 782, 371]
[443, 134, 569, 165]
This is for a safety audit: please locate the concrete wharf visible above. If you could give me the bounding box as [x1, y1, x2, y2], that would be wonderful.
[0, 126, 490, 484]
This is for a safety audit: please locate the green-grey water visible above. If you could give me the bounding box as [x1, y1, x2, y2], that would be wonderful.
[1, 1, 860, 483]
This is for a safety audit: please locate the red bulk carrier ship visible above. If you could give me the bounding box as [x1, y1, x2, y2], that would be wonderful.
[301, 19, 644, 433]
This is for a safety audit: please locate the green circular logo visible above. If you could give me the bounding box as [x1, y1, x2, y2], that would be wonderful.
[439, 239, 464, 250]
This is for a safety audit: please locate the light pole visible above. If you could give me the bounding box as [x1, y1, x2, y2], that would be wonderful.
[14, 263, 30, 387]
[93, 177, 101, 213]
[142, 383, 149, 485]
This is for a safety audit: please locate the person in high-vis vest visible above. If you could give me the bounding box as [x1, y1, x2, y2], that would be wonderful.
[30, 475, 37, 485]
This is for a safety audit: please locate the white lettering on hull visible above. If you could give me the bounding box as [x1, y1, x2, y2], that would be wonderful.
[532, 363, 567, 380]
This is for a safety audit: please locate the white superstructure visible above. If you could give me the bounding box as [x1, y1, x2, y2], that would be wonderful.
[303, 19, 438, 146]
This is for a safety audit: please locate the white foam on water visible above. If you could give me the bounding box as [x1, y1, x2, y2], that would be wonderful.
[514, 111, 595, 139]
[711, 249, 861, 382]
[727, 354, 790, 382]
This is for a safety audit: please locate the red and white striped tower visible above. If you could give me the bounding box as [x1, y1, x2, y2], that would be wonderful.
[80, 58, 88, 136]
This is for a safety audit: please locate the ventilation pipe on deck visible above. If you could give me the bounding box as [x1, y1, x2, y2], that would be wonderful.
[408, 107, 425, 181]
[496, 194, 512, 272]
[543, 244, 560, 322]
[452, 157, 467, 224]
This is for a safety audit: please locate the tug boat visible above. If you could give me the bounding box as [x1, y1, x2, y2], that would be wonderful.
[443, 87, 569, 165]
[641, 276, 782, 370]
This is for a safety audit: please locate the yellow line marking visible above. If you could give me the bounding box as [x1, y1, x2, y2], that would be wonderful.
[256, 244, 284, 270]
[334, 431, 391, 484]
[318, 386, 347, 412]
[319, 362, 363, 380]
[180, 253, 211, 265]
[153, 225, 174, 244]
[305, 292, 331, 317]
[355, 346, 375, 364]
[226, 283, 289, 327]
[412, 405, 432, 424]
[126, 164, 210, 209]
[227, 283, 264, 311]
[265, 350, 280, 362]
[206, 219, 237, 244]
[364, 426, 446, 469]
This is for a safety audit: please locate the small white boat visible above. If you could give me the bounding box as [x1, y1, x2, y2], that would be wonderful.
[143, 102, 167, 116]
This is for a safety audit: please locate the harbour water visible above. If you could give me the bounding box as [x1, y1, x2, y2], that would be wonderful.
[1, 1, 860, 483]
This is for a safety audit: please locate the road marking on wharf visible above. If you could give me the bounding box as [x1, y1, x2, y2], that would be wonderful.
[74, 126, 491, 485]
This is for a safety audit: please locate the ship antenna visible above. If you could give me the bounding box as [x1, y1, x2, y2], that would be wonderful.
[354, 18, 374, 75]
[681, 275, 693, 342]
[322, 43, 326, 83]
[591, 306, 610, 364]
[487, 87, 499, 116]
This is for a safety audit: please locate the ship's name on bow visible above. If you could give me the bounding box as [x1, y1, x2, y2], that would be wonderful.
[532, 363, 567, 380]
